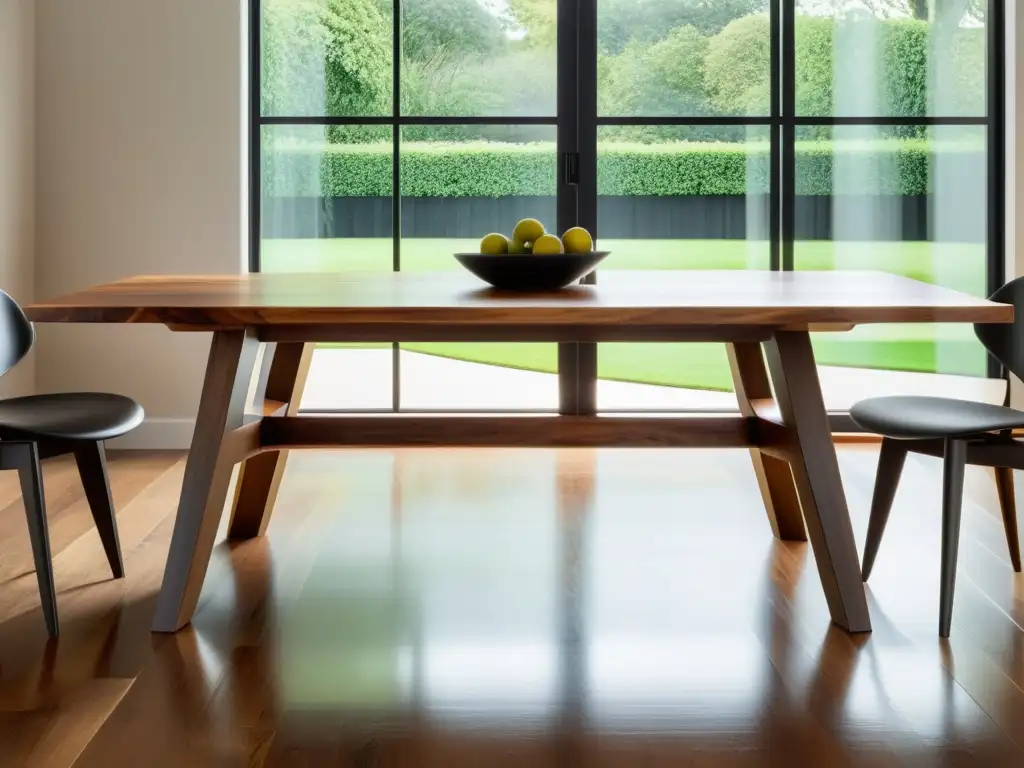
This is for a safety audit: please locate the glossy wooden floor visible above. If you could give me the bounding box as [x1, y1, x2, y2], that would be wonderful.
[1, 447, 1024, 767]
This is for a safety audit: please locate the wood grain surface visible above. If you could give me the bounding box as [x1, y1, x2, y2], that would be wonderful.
[257, 414, 751, 449]
[727, 342, 806, 541]
[227, 342, 313, 541]
[3, 448, 1024, 766]
[24, 271, 1012, 329]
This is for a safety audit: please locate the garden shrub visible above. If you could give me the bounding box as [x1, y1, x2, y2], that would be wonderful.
[878, 20, 929, 117]
[398, 55, 492, 140]
[794, 17, 833, 117]
[400, 49, 558, 138]
[705, 14, 771, 115]
[390, 0, 508, 61]
[706, 14, 985, 118]
[261, 0, 390, 120]
[599, 26, 710, 118]
[265, 139, 979, 198]
[262, 9, 985, 143]
[597, 0, 769, 53]
[260, 7, 985, 199]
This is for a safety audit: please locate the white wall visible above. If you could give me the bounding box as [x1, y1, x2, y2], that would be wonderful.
[0, 0, 35, 398]
[34, 0, 246, 447]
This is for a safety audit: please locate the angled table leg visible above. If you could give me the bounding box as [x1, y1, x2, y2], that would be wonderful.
[727, 342, 806, 541]
[765, 330, 871, 633]
[152, 330, 260, 633]
[227, 342, 313, 540]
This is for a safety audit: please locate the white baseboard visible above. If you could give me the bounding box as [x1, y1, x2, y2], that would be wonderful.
[108, 418, 196, 450]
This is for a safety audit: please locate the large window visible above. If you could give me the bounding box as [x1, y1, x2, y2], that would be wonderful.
[253, 0, 1004, 413]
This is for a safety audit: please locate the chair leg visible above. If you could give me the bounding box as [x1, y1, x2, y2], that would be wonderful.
[939, 438, 968, 638]
[17, 443, 58, 637]
[994, 466, 1022, 572]
[861, 438, 908, 582]
[74, 441, 125, 579]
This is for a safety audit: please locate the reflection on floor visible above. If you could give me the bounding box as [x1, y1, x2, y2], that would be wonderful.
[303, 348, 1007, 411]
[1, 447, 1024, 765]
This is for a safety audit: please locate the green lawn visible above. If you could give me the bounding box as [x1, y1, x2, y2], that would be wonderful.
[262, 238, 988, 392]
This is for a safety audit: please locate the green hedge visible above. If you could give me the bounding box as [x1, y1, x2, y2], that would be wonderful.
[265, 140, 982, 198]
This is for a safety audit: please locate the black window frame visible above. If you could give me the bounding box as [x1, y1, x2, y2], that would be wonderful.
[249, 0, 1007, 413]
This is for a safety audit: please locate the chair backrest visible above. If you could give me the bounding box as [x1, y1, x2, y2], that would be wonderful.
[0, 290, 34, 379]
[975, 276, 1024, 382]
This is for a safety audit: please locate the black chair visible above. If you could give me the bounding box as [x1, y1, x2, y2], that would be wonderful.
[851, 276, 1024, 637]
[0, 290, 144, 636]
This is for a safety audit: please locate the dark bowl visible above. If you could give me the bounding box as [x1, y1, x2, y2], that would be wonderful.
[454, 251, 610, 291]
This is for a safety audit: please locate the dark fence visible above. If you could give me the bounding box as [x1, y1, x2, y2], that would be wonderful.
[263, 195, 984, 242]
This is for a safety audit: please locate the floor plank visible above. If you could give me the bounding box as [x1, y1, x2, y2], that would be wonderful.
[1, 447, 1023, 766]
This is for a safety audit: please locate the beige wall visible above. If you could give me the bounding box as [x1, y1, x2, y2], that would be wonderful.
[0, 0, 35, 398]
[34, 0, 246, 446]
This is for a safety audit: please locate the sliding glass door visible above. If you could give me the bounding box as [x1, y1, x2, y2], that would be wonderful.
[252, 0, 1004, 413]
[257, 0, 565, 411]
[593, 2, 773, 410]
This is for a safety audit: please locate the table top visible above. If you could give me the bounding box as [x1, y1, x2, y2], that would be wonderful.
[25, 271, 1012, 328]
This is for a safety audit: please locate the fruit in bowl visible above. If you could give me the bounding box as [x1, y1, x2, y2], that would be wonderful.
[479, 233, 510, 255]
[532, 234, 564, 255]
[477, 219, 593, 257]
[459, 219, 608, 291]
[507, 238, 532, 255]
[561, 226, 593, 254]
[512, 217, 546, 245]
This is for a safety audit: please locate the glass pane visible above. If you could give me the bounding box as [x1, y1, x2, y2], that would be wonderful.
[598, 1, 770, 117]
[261, 0, 393, 117]
[261, 124, 393, 269]
[401, 0, 556, 116]
[261, 124, 394, 409]
[596, 125, 771, 411]
[399, 125, 558, 410]
[795, 0, 986, 117]
[795, 125, 992, 410]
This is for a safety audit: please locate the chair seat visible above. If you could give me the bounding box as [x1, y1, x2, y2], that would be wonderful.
[851, 395, 1024, 440]
[0, 393, 144, 442]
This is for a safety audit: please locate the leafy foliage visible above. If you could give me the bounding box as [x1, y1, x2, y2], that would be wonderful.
[505, 0, 557, 49]
[392, 0, 508, 61]
[704, 14, 771, 115]
[599, 26, 709, 117]
[860, 0, 982, 24]
[262, 0, 390, 118]
[265, 139, 980, 198]
[399, 55, 490, 136]
[262, 0, 331, 117]
[597, 0, 768, 54]
[261, 3, 987, 202]
[400, 49, 557, 130]
[705, 14, 984, 118]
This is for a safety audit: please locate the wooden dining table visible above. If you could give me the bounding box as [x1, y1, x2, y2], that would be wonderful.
[25, 270, 1012, 635]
